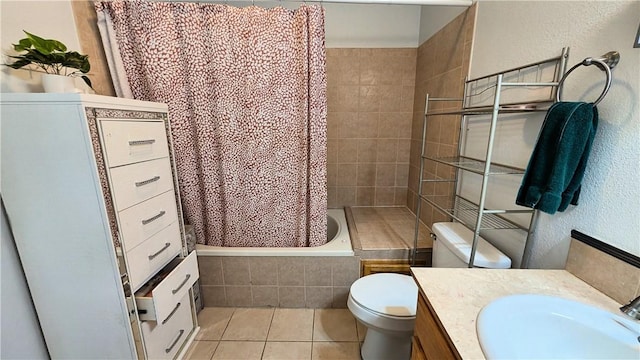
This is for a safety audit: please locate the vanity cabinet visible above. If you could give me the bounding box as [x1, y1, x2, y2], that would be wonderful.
[412, 291, 460, 360]
[1, 94, 199, 359]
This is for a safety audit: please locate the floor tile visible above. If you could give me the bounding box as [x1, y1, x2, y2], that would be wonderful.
[267, 308, 314, 341]
[313, 309, 358, 341]
[184, 340, 218, 360]
[311, 342, 361, 360]
[196, 307, 235, 341]
[222, 308, 274, 341]
[356, 320, 367, 342]
[212, 341, 265, 360]
[262, 342, 312, 360]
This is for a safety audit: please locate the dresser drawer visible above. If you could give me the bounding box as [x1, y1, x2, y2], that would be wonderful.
[136, 251, 199, 323]
[109, 157, 174, 211]
[140, 292, 193, 360]
[126, 222, 182, 291]
[119, 190, 179, 252]
[100, 120, 169, 167]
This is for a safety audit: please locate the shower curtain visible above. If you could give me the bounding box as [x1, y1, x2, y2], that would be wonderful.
[96, 1, 327, 247]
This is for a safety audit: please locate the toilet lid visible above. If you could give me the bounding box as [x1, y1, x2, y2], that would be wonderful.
[350, 273, 418, 317]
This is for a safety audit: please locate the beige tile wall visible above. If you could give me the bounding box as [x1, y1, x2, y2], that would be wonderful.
[198, 255, 360, 308]
[407, 5, 477, 230]
[326, 49, 416, 208]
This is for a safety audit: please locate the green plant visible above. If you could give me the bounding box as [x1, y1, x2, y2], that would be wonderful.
[5, 31, 92, 88]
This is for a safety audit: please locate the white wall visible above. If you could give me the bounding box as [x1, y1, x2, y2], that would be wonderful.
[467, 1, 640, 268]
[0, 0, 81, 92]
[418, 5, 467, 45]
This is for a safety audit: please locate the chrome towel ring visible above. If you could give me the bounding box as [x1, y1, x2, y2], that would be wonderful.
[556, 51, 620, 106]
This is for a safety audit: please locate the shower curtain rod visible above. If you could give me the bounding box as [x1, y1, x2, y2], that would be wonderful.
[215, 0, 473, 6]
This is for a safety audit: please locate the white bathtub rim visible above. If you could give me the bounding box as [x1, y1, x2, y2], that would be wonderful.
[195, 209, 354, 257]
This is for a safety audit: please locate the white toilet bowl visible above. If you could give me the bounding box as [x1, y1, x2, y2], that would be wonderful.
[348, 222, 512, 360]
[347, 273, 418, 360]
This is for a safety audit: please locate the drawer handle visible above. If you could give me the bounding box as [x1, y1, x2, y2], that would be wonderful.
[171, 274, 191, 295]
[141, 210, 166, 225]
[161, 302, 181, 325]
[128, 139, 156, 146]
[165, 329, 185, 354]
[135, 176, 161, 187]
[148, 242, 171, 260]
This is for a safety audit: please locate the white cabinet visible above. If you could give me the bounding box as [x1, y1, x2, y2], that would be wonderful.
[1, 94, 199, 359]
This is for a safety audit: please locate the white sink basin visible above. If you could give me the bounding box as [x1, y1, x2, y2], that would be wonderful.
[477, 294, 640, 359]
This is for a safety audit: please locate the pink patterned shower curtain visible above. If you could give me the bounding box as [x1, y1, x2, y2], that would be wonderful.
[96, 2, 327, 247]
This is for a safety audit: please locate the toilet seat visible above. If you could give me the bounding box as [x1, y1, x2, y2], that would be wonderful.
[349, 273, 418, 318]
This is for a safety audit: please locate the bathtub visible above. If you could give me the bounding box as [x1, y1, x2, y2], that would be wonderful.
[195, 209, 354, 257]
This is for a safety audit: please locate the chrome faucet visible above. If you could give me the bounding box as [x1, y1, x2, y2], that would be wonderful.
[620, 295, 640, 320]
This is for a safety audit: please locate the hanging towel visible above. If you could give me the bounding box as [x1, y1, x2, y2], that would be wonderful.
[516, 102, 598, 214]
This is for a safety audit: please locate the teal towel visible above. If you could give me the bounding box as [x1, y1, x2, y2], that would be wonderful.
[516, 102, 598, 214]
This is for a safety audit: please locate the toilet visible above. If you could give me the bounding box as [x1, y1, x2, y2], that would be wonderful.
[347, 222, 512, 360]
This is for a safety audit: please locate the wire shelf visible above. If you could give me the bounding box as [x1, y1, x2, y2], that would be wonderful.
[422, 155, 526, 175]
[419, 194, 532, 231]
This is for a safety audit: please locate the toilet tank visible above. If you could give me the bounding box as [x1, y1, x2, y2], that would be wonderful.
[432, 222, 511, 269]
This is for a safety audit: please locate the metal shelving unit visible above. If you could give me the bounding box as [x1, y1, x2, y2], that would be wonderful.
[412, 48, 570, 269]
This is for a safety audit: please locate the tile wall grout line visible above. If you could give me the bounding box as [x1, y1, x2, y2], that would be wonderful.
[310, 309, 315, 359]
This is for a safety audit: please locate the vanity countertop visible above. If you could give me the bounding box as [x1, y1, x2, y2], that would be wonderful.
[410, 268, 623, 359]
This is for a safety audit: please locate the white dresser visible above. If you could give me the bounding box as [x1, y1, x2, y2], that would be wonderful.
[1, 94, 200, 359]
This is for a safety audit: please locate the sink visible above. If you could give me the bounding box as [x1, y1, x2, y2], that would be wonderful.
[477, 294, 640, 359]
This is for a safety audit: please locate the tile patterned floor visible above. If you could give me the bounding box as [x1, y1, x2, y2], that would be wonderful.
[185, 308, 366, 360]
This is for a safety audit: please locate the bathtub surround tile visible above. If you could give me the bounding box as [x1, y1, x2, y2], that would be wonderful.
[278, 257, 305, 286]
[337, 140, 358, 163]
[304, 258, 332, 286]
[201, 285, 227, 307]
[331, 257, 360, 287]
[336, 164, 357, 186]
[267, 308, 314, 341]
[356, 164, 376, 187]
[184, 340, 218, 360]
[356, 139, 377, 163]
[222, 257, 250, 285]
[336, 187, 356, 207]
[305, 287, 333, 308]
[356, 187, 375, 206]
[407, 7, 475, 215]
[196, 307, 235, 341]
[225, 286, 253, 307]
[375, 187, 396, 206]
[311, 342, 361, 360]
[222, 308, 274, 341]
[327, 48, 417, 207]
[252, 286, 279, 307]
[250, 258, 278, 285]
[278, 286, 306, 308]
[332, 287, 350, 308]
[211, 341, 265, 360]
[313, 309, 358, 342]
[263, 342, 312, 360]
[198, 256, 224, 286]
[376, 164, 396, 186]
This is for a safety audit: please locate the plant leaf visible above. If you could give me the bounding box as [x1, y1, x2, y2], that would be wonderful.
[13, 38, 33, 52]
[50, 40, 67, 52]
[81, 75, 93, 89]
[24, 31, 52, 55]
[5, 58, 32, 69]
